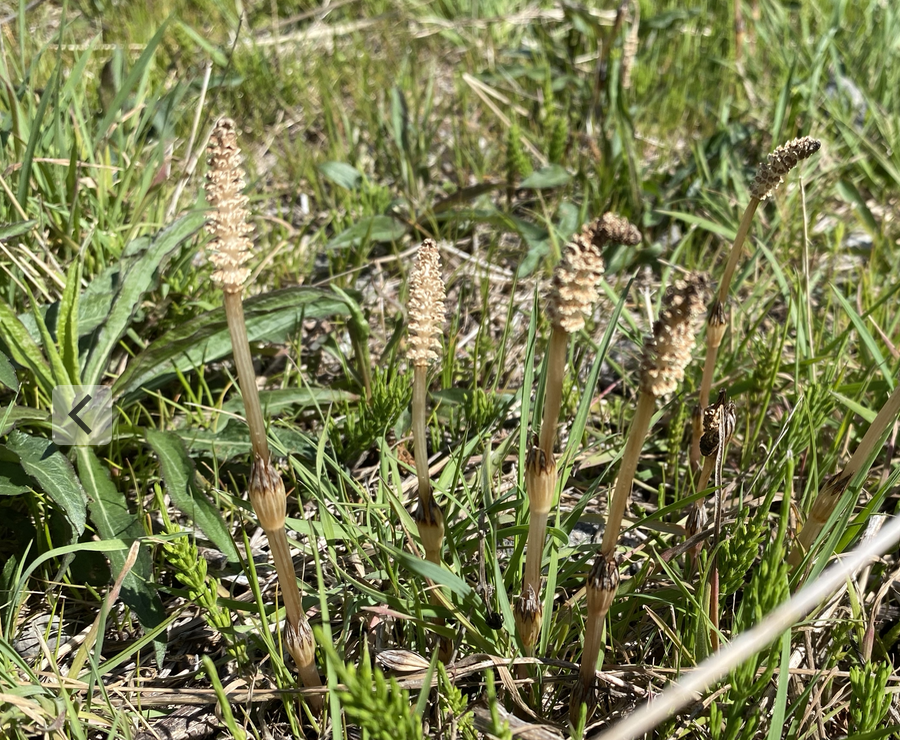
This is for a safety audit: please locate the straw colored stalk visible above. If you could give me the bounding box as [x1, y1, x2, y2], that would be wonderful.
[788, 380, 900, 570]
[692, 136, 821, 470]
[206, 118, 321, 707]
[407, 238, 447, 564]
[515, 215, 640, 653]
[407, 239, 451, 661]
[572, 274, 707, 720]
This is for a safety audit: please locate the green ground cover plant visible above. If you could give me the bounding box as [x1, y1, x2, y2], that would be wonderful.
[2, 1, 900, 738]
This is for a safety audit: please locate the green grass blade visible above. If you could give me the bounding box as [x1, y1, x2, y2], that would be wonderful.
[145, 428, 240, 565]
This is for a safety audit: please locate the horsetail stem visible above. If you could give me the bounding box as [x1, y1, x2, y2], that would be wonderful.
[206, 118, 321, 708]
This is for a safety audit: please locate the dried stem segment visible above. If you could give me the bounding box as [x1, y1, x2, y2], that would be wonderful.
[599, 392, 657, 558]
[522, 447, 556, 594]
[570, 555, 619, 721]
[516, 448, 557, 652]
[513, 585, 542, 655]
[789, 379, 900, 569]
[411, 365, 432, 504]
[538, 327, 569, 458]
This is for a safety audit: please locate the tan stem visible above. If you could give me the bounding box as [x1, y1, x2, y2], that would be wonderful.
[699, 332, 721, 413]
[523, 510, 550, 595]
[412, 364, 432, 503]
[266, 526, 323, 701]
[539, 326, 569, 457]
[718, 199, 760, 305]
[224, 290, 269, 464]
[697, 455, 715, 493]
[789, 379, 900, 568]
[579, 608, 606, 687]
[600, 392, 656, 558]
[266, 526, 306, 633]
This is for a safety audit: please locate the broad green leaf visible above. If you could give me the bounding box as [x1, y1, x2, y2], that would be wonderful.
[174, 20, 229, 66]
[830, 391, 878, 424]
[0, 349, 18, 390]
[6, 431, 87, 538]
[144, 429, 239, 564]
[113, 286, 351, 403]
[0, 220, 36, 239]
[76, 446, 165, 664]
[58, 259, 83, 384]
[326, 216, 407, 250]
[83, 212, 205, 387]
[0, 405, 48, 435]
[388, 547, 473, 600]
[177, 421, 316, 461]
[0, 297, 54, 393]
[223, 387, 357, 415]
[519, 164, 571, 189]
[0, 447, 31, 496]
[318, 161, 362, 190]
[765, 631, 791, 740]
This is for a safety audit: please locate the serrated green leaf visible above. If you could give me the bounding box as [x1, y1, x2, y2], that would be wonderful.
[113, 287, 351, 403]
[76, 446, 166, 665]
[319, 161, 362, 190]
[519, 164, 571, 189]
[5, 431, 87, 539]
[83, 212, 205, 387]
[144, 429, 239, 564]
[0, 297, 54, 394]
[326, 216, 407, 250]
[0, 349, 18, 391]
